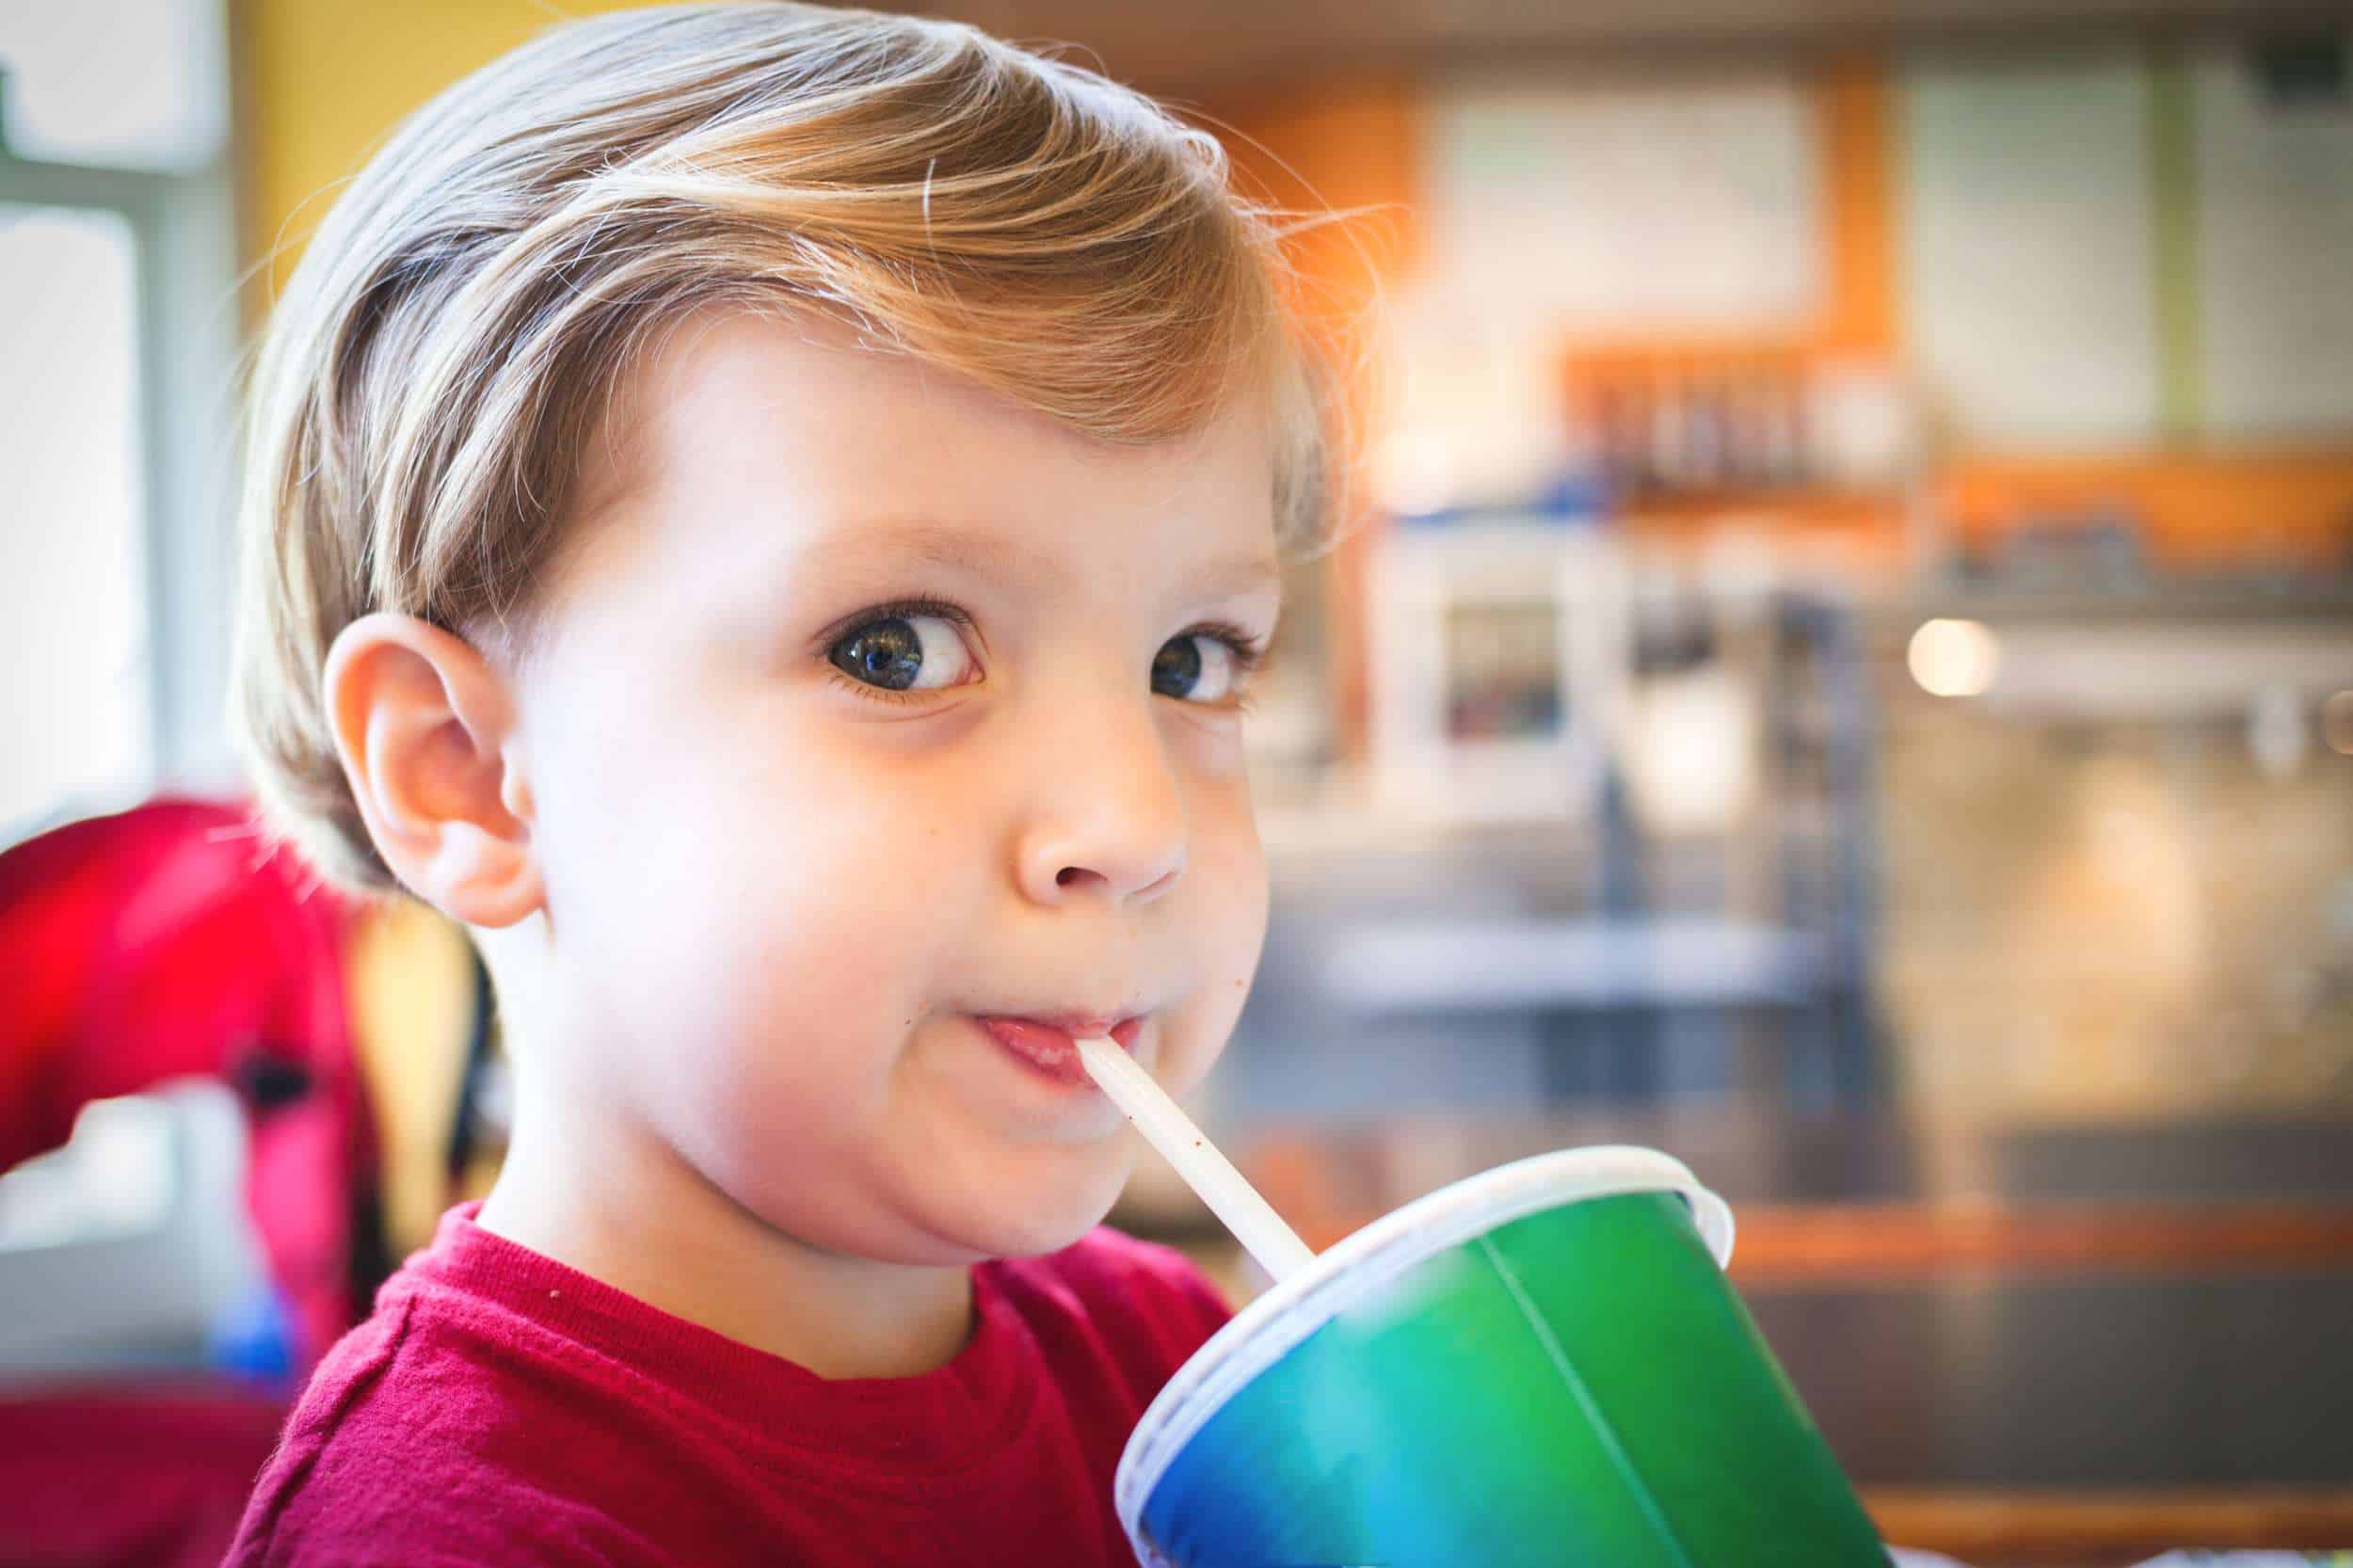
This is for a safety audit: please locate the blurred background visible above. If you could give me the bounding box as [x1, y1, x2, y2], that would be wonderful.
[4, 0, 2353, 1563]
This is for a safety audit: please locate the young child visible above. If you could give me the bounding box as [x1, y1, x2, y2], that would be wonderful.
[219, 4, 1348, 1562]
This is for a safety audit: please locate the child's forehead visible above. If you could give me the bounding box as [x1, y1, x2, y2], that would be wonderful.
[581, 307, 1281, 568]
[783, 515, 1284, 605]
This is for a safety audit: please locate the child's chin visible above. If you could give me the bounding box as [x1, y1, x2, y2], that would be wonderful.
[964, 1170, 1129, 1259]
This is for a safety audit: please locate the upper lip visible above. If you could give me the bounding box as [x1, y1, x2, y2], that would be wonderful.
[978, 1010, 1140, 1036]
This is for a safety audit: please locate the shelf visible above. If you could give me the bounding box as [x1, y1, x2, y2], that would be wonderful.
[1899, 579, 2353, 625]
[1616, 483, 1901, 525]
[1315, 916, 1830, 1015]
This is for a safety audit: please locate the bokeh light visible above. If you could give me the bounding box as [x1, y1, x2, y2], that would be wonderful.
[1907, 617, 2001, 697]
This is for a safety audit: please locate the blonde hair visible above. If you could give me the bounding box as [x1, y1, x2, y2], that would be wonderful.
[232, 0, 1367, 899]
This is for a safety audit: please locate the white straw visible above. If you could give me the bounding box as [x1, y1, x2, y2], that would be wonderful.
[1075, 1035, 1318, 1286]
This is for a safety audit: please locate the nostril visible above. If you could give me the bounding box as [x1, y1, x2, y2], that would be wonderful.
[1055, 867, 1082, 888]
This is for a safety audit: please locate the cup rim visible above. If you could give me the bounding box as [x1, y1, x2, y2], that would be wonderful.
[1113, 1143, 1735, 1546]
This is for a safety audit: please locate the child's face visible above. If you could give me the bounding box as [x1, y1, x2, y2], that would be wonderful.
[510, 307, 1281, 1265]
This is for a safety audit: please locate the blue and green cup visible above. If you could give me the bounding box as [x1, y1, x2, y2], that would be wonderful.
[1116, 1145, 1891, 1568]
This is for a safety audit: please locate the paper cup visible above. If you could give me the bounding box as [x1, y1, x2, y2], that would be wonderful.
[1117, 1145, 1890, 1568]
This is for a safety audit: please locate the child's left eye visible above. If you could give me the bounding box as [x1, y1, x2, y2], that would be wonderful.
[1152, 632, 1250, 703]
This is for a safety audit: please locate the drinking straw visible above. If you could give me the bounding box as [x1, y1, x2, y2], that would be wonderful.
[1074, 1035, 1318, 1286]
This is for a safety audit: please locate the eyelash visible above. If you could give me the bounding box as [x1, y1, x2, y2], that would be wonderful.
[821, 595, 1271, 711]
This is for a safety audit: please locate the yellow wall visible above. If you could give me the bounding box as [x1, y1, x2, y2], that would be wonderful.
[343, 896, 480, 1257]
[233, 0, 651, 314]
[232, 0, 665, 1252]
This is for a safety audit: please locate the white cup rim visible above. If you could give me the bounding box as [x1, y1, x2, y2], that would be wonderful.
[1114, 1143, 1735, 1548]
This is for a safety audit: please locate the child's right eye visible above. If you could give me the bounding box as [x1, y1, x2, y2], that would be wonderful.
[824, 607, 979, 698]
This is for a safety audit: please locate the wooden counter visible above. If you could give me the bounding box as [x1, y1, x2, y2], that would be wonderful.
[1865, 1487, 2353, 1564]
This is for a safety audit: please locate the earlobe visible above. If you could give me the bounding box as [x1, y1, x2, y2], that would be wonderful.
[323, 612, 545, 929]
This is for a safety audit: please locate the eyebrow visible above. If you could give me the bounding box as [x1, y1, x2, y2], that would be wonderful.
[841, 520, 1282, 601]
[1194, 551, 1288, 600]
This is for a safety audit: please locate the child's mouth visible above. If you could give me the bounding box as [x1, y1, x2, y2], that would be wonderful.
[969, 1014, 1144, 1086]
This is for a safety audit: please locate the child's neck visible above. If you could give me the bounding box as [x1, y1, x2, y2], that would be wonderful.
[473, 1096, 976, 1382]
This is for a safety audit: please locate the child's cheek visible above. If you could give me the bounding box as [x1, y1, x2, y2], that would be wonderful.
[1192, 777, 1271, 919]
[715, 762, 973, 1016]
[1158, 792, 1269, 1096]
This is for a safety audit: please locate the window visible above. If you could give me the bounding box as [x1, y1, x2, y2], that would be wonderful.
[0, 1, 242, 845]
[0, 204, 150, 833]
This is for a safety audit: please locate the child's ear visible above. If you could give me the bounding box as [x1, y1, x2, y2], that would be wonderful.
[322, 612, 543, 929]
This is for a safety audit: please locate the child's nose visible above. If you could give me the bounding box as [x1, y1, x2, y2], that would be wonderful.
[1015, 702, 1188, 909]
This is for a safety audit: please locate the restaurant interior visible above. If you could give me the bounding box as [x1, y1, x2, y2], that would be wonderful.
[5, 1, 2352, 1561]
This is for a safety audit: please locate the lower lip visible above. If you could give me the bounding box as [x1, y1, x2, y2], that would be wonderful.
[971, 1016, 1144, 1087]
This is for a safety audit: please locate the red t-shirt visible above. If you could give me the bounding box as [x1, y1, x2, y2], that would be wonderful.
[225, 1201, 1234, 1566]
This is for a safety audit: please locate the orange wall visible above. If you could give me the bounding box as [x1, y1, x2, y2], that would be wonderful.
[1183, 73, 1424, 763]
[1229, 56, 2353, 575]
[1817, 56, 1897, 360]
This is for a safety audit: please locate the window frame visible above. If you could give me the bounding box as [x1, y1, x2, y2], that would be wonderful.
[0, 51, 246, 846]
